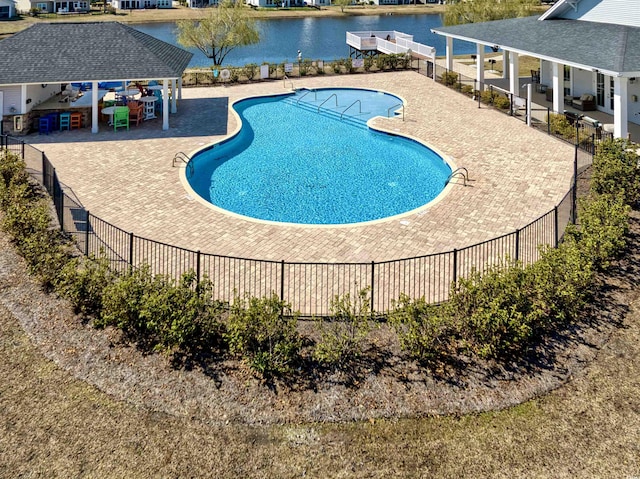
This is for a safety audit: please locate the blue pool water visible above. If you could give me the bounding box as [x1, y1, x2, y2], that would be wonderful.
[187, 88, 451, 225]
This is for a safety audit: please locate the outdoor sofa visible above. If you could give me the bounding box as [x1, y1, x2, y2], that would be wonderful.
[571, 93, 596, 111]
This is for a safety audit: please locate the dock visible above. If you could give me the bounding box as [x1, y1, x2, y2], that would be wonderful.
[346, 31, 436, 62]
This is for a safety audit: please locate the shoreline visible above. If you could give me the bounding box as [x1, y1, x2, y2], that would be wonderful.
[0, 5, 548, 36]
[0, 4, 447, 36]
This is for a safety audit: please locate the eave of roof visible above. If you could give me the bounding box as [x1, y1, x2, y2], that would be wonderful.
[0, 22, 193, 85]
[432, 15, 640, 77]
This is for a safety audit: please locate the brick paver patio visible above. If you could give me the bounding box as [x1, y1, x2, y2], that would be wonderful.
[27, 71, 575, 264]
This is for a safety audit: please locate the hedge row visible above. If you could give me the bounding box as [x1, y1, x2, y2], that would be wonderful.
[0, 139, 637, 379]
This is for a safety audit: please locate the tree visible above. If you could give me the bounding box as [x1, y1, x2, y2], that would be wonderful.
[333, 0, 352, 14]
[176, 0, 260, 67]
[444, 0, 538, 26]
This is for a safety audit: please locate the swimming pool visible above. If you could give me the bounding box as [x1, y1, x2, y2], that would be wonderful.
[186, 88, 452, 225]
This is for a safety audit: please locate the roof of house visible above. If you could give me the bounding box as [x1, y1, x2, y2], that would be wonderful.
[0, 22, 193, 85]
[432, 15, 640, 76]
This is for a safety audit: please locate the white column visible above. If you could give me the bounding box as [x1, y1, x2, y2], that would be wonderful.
[162, 79, 169, 131]
[445, 36, 453, 72]
[476, 44, 485, 86]
[503, 50, 509, 79]
[508, 51, 519, 95]
[178, 76, 183, 100]
[171, 78, 177, 114]
[20, 84, 27, 112]
[551, 61, 563, 113]
[91, 82, 99, 133]
[613, 76, 629, 139]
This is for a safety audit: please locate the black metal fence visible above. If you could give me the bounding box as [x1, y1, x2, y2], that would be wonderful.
[1, 121, 588, 317]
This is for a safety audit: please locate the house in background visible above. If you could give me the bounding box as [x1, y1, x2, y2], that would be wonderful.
[0, 0, 16, 17]
[432, 0, 640, 140]
[110, 0, 172, 9]
[14, 0, 90, 13]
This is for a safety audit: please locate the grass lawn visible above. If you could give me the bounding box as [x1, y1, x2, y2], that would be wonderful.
[1, 234, 639, 477]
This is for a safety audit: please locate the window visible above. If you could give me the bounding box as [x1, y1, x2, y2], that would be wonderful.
[563, 65, 571, 82]
[37, 2, 47, 10]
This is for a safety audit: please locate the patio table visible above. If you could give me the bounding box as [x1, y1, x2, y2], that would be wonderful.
[140, 96, 158, 120]
[101, 106, 117, 125]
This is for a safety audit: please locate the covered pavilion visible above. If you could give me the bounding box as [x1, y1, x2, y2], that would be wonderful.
[432, 0, 640, 140]
[0, 22, 192, 135]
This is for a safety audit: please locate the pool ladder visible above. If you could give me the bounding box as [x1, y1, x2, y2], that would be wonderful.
[172, 151, 194, 178]
[446, 167, 470, 186]
[283, 75, 295, 91]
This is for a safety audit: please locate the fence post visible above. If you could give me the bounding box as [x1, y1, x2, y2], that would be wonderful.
[129, 232, 134, 267]
[196, 250, 201, 283]
[453, 248, 458, 284]
[478, 80, 481, 108]
[515, 228, 520, 261]
[547, 107, 551, 135]
[59, 188, 64, 231]
[370, 261, 375, 317]
[84, 210, 90, 256]
[572, 144, 578, 224]
[42, 152, 46, 188]
[509, 92, 513, 116]
[280, 260, 285, 302]
[21, 139, 25, 160]
[554, 205, 559, 248]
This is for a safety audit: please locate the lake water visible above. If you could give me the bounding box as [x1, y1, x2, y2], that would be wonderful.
[134, 14, 477, 68]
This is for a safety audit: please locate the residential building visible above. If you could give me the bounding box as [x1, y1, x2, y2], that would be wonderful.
[432, 0, 640, 139]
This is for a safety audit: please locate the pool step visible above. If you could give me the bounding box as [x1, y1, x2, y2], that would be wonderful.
[281, 97, 370, 130]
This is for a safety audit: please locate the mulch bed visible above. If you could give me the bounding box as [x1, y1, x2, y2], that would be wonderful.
[0, 208, 637, 425]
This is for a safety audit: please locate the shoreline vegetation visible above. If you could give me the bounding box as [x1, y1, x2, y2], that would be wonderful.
[0, 3, 548, 37]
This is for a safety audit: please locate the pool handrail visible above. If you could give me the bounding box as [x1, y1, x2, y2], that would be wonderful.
[318, 93, 338, 112]
[283, 75, 294, 90]
[296, 89, 317, 104]
[387, 103, 405, 121]
[341, 99, 362, 120]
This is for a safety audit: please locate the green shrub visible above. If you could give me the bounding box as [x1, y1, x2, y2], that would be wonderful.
[479, 89, 499, 104]
[448, 261, 535, 359]
[299, 59, 311, 76]
[440, 71, 459, 87]
[570, 193, 630, 270]
[547, 113, 575, 139]
[460, 84, 474, 95]
[591, 138, 640, 205]
[389, 294, 456, 363]
[242, 63, 259, 81]
[99, 267, 222, 353]
[1, 178, 70, 287]
[56, 253, 115, 318]
[530, 239, 594, 329]
[225, 293, 301, 377]
[492, 95, 511, 110]
[313, 289, 371, 367]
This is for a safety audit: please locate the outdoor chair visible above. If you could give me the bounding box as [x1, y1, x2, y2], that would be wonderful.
[70, 111, 82, 130]
[59, 112, 71, 131]
[38, 116, 51, 135]
[129, 101, 144, 126]
[113, 106, 130, 131]
[531, 69, 540, 83]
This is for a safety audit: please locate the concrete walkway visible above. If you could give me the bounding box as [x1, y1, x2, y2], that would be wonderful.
[27, 71, 575, 264]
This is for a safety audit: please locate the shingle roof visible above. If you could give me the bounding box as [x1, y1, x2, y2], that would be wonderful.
[432, 15, 640, 75]
[0, 22, 193, 85]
